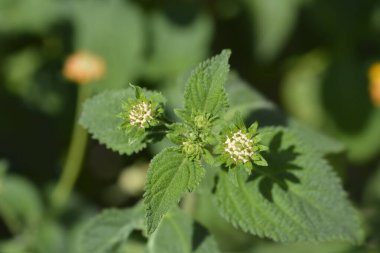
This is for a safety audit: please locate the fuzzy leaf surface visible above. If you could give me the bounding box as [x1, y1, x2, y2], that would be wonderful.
[80, 88, 163, 155]
[184, 50, 230, 117]
[148, 208, 220, 253]
[79, 204, 144, 253]
[144, 148, 205, 234]
[215, 127, 363, 243]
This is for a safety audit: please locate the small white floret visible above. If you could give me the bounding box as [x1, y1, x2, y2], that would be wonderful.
[224, 131, 254, 164]
[129, 102, 154, 128]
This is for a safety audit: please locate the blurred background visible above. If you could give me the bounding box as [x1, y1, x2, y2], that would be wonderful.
[1, 0, 380, 252]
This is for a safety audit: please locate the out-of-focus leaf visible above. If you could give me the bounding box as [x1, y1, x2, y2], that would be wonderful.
[71, 0, 145, 92]
[251, 241, 358, 253]
[224, 72, 274, 120]
[0, 0, 62, 32]
[0, 160, 8, 178]
[3, 49, 63, 115]
[0, 240, 27, 253]
[287, 120, 345, 155]
[147, 208, 220, 253]
[117, 239, 146, 253]
[372, 3, 380, 31]
[320, 59, 380, 163]
[332, 111, 380, 163]
[245, 0, 306, 62]
[0, 174, 43, 230]
[161, 71, 191, 114]
[31, 221, 66, 253]
[79, 204, 144, 253]
[281, 51, 329, 128]
[66, 207, 98, 253]
[281, 51, 345, 157]
[144, 12, 213, 82]
[364, 162, 380, 204]
[281, 51, 380, 163]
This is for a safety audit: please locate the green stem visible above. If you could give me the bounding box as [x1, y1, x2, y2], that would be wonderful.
[51, 86, 90, 211]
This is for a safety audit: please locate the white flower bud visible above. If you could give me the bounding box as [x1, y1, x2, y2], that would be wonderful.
[224, 131, 254, 164]
[129, 101, 154, 128]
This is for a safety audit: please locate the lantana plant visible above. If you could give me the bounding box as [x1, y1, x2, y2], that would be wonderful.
[79, 50, 364, 251]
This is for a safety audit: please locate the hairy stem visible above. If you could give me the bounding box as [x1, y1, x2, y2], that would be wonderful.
[51, 86, 90, 211]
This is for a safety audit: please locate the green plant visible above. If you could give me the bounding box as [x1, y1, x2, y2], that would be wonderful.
[77, 50, 364, 252]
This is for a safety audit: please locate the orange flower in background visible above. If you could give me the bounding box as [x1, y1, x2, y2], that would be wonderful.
[368, 63, 380, 106]
[63, 51, 105, 85]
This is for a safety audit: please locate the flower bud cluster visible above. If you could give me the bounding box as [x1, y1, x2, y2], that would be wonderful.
[119, 86, 165, 133]
[224, 130, 254, 164]
[216, 117, 268, 172]
[129, 101, 154, 128]
[182, 140, 204, 159]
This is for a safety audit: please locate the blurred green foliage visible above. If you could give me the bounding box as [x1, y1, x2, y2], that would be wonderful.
[1, 0, 380, 252]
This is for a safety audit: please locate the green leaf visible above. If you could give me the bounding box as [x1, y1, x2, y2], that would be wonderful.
[0, 0, 62, 33]
[31, 221, 66, 253]
[224, 72, 275, 121]
[147, 208, 220, 253]
[80, 88, 164, 155]
[281, 51, 380, 162]
[0, 174, 43, 230]
[0, 160, 8, 177]
[116, 239, 146, 253]
[166, 123, 191, 145]
[144, 12, 213, 82]
[3, 48, 64, 115]
[287, 120, 345, 155]
[252, 241, 353, 253]
[184, 50, 231, 117]
[144, 148, 205, 234]
[0, 239, 27, 253]
[215, 127, 363, 243]
[281, 51, 329, 128]
[245, 0, 305, 62]
[329, 109, 380, 163]
[79, 204, 144, 253]
[364, 162, 380, 204]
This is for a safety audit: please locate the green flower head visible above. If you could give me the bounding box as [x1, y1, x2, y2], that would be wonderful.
[182, 140, 204, 160]
[216, 114, 268, 173]
[166, 112, 215, 160]
[119, 85, 164, 132]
